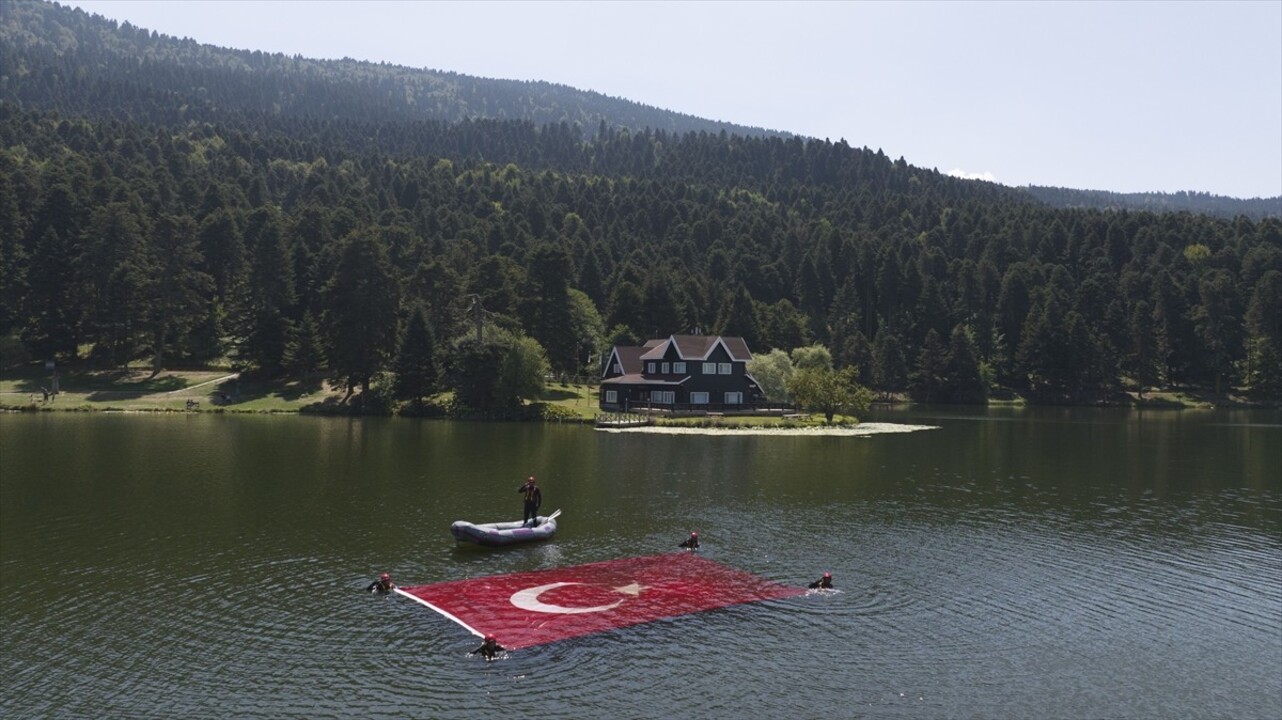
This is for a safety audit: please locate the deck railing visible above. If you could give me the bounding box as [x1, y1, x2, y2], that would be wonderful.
[600, 401, 794, 416]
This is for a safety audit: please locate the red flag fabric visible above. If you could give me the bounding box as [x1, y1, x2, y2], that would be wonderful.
[396, 553, 804, 649]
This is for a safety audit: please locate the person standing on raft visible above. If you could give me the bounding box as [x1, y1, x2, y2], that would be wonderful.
[518, 476, 542, 526]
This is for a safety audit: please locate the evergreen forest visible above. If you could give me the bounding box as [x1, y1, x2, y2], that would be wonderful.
[2, 1, 1279, 412]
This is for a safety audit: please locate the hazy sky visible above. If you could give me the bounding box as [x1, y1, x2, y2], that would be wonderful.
[69, 0, 1282, 199]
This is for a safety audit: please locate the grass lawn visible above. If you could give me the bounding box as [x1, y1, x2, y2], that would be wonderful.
[536, 380, 604, 421]
[0, 365, 349, 413]
[1, 367, 604, 417]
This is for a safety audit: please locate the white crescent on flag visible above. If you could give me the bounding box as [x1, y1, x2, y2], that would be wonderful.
[509, 581, 645, 614]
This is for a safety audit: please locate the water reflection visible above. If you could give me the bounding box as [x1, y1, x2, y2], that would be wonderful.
[1, 409, 1278, 719]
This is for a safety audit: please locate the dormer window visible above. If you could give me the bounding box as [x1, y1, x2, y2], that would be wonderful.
[661, 362, 670, 374]
[673, 362, 686, 374]
[646, 361, 656, 374]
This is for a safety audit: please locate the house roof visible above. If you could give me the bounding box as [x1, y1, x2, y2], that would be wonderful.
[605, 339, 664, 376]
[638, 335, 752, 362]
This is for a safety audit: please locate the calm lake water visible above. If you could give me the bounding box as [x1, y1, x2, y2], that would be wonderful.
[2, 407, 1279, 719]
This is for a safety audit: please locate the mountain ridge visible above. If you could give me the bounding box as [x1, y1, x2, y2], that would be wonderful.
[5, 1, 1276, 216]
[1, 1, 789, 139]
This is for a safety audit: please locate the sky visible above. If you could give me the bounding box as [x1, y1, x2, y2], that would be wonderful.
[68, 0, 1282, 199]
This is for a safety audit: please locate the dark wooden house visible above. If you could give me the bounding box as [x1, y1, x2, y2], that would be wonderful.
[598, 334, 767, 412]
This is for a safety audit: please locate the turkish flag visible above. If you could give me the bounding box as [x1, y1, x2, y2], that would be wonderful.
[396, 553, 804, 649]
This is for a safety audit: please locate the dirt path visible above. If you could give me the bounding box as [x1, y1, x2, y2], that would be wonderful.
[165, 373, 239, 395]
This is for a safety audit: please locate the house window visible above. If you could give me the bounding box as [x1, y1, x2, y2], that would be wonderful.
[718, 363, 732, 375]
[612, 363, 621, 375]
[674, 362, 686, 374]
[724, 392, 743, 404]
[691, 392, 709, 404]
[647, 362, 656, 374]
[702, 362, 716, 375]
[605, 390, 618, 403]
[661, 362, 670, 374]
[650, 390, 675, 404]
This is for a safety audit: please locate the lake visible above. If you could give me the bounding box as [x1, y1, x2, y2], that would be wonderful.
[1, 407, 1279, 719]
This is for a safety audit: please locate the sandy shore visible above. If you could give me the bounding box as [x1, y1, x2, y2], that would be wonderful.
[596, 422, 939, 436]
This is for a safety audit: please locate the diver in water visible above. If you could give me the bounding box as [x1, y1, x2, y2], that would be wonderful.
[808, 572, 833, 589]
[471, 635, 507, 660]
[366, 572, 396, 594]
[679, 531, 699, 550]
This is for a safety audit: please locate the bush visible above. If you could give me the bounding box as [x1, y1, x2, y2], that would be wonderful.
[539, 404, 580, 422]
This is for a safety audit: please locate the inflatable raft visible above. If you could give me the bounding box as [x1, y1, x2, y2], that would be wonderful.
[451, 510, 560, 547]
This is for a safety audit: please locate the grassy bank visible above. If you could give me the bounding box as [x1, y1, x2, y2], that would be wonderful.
[2, 366, 1270, 417]
[0, 366, 609, 419]
[0, 366, 342, 414]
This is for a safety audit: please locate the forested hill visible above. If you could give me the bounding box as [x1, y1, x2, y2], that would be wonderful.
[1, 1, 1279, 410]
[0, 1, 785, 138]
[1025, 186, 1282, 222]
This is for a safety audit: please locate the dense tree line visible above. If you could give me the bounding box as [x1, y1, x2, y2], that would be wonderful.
[1025, 186, 1280, 223]
[1, 104, 1278, 407]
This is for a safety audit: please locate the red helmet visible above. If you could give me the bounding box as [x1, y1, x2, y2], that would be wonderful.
[485, 634, 496, 642]
[527, 476, 536, 483]
[823, 572, 831, 579]
[380, 573, 391, 581]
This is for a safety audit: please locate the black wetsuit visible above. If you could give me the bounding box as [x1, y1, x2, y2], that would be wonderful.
[808, 577, 833, 589]
[471, 640, 507, 660]
[366, 580, 395, 594]
[679, 536, 699, 549]
[519, 482, 542, 525]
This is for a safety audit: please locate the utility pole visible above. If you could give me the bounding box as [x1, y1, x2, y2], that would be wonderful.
[470, 295, 484, 344]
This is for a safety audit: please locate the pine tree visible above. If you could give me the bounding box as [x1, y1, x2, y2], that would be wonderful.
[1191, 269, 1240, 394]
[909, 328, 947, 402]
[714, 283, 761, 349]
[149, 214, 214, 374]
[24, 227, 78, 358]
[871, 328, 909, 393]
[640, 270, 686, 340]
[0, 175, 28, 337]
[942, 324, 986, 404]
[84, 203, 154, 367]
[521, 243, 577, 373]
[238, 211, 297, 375]
[323, 228, 401, 396]
[1244, 270, 1282, 396]
[197, 209, 245, 304]
[1126, 300, 1162, 397]
[393, 306, 439, 402]
[284, 311, 327, 376]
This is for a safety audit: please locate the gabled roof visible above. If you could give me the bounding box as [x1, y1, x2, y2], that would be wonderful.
[639, 335, 752, 362]
[602, 339, 664, 377]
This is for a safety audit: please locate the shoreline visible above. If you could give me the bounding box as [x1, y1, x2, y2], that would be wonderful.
[597, 422, 940, 436]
